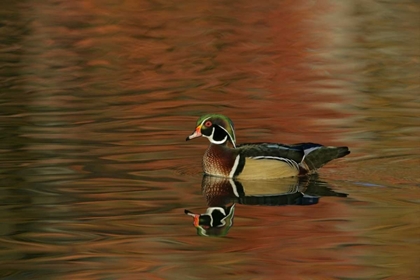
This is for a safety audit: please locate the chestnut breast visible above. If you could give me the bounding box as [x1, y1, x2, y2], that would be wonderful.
[203, 144, 237, 177]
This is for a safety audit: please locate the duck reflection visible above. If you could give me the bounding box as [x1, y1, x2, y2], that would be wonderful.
[184, 205, 235, 237]
[185, 175, 347, 237]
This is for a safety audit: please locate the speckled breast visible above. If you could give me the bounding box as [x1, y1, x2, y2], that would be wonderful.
[202, 144, 235, 177]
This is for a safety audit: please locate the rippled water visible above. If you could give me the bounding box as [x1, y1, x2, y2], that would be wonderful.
[1, 1, 419, 279]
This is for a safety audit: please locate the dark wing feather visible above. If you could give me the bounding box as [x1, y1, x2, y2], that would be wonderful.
[237, 142, 349, 171]
[236, 142, 322, 163]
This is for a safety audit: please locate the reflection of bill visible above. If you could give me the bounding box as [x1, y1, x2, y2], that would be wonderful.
[184, 175, 347, 237]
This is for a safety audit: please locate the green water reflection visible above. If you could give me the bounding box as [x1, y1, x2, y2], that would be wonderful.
[0, 0, 419, 279]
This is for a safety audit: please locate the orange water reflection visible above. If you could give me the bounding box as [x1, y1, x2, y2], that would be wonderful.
[0, 0, 419, 279]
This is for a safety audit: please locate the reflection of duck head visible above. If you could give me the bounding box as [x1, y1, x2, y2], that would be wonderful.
[184, 205, 235, 237]
[185, 175, 347, 237]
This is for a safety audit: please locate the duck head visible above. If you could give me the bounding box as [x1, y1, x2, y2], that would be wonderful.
[186, 114, 236, 148]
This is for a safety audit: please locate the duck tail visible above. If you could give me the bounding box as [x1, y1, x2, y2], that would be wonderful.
[302, 146, 350, 171]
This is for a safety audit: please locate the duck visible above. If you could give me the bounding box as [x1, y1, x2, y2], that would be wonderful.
[186, 114, 350, 179]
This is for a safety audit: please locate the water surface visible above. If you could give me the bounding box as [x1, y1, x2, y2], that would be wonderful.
[0, 1, 419, 279]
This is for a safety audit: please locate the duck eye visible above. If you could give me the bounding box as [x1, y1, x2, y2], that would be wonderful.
[204, 121, 212, 127]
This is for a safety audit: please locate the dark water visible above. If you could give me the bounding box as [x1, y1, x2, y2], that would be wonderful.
[1, 1, 419, 279]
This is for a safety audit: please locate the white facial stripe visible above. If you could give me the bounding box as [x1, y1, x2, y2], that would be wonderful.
[211, 135, 228, 144]
[204, 207, 226, 227]
[229, 123, 235, 142]
[225, 205, 235, 227]
[202, 127, 215, 140]
[217, 125, 236, 148]
[206, 207, 226, 216]
[200, 118, 236, 147]
[199, 116, 211, 127]
[204, 127, 228, 144]
[210, 127, 215, 138]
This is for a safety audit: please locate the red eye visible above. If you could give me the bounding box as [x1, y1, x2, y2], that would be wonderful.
[204, 121, 212, 127]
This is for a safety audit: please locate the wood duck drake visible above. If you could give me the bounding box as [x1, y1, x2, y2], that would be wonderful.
[186, 114, 350, 179]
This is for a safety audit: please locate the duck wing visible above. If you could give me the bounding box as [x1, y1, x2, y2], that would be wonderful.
[237, 142, 349, 171]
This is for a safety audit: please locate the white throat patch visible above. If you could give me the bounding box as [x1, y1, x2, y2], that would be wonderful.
[204, 127, 228, 144]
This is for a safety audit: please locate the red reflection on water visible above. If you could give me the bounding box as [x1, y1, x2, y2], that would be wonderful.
[1, 0, 419, 279]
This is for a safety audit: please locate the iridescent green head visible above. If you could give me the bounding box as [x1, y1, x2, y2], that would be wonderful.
[186, 114, 236, 147]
